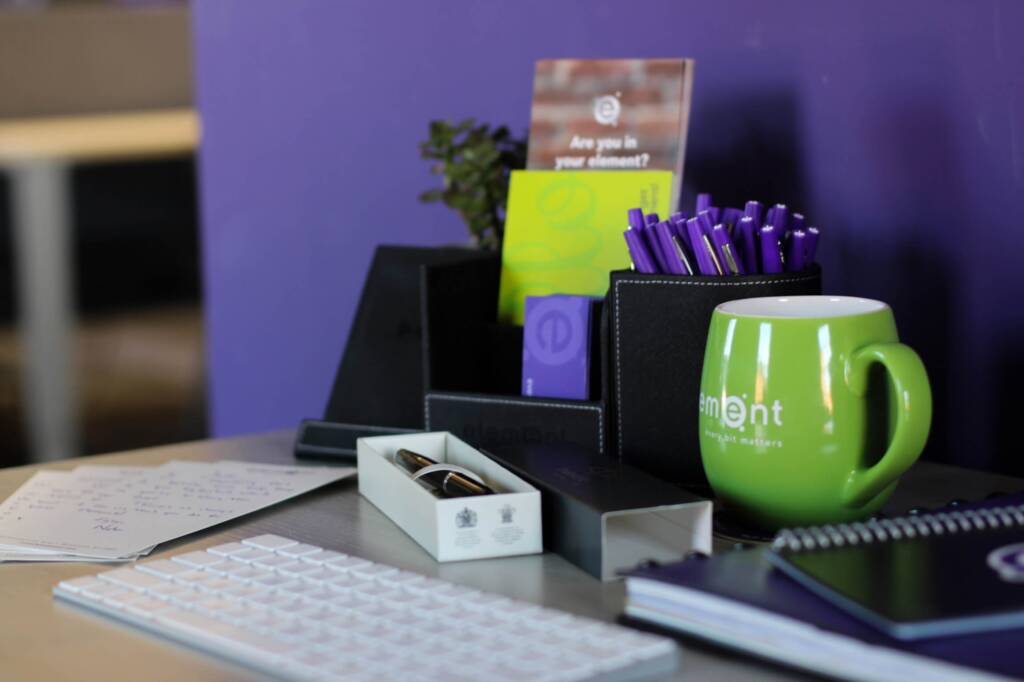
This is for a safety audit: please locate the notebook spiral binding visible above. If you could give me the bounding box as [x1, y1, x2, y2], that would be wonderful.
[771, 504, 1024, 553]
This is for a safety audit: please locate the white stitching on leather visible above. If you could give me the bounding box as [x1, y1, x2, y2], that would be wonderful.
[424, 393, 604, 455]
[611, 274, 818, 460]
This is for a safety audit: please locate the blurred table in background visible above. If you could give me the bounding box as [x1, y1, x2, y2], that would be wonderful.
[0, 108, 199, 461]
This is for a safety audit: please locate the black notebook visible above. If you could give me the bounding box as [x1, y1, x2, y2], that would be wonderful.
[767, 500, 1024, 640]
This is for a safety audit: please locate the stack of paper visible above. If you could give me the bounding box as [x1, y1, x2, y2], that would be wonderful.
[0, 460, 354, 563]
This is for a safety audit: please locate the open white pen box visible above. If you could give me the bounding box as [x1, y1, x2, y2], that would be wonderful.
[357, 432, 542, 562]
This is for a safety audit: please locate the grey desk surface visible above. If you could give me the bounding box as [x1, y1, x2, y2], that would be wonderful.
[1, 430, 1020, 681]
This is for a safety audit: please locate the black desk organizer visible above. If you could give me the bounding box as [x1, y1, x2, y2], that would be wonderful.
[294, 245, 496, 461]
[421, 254, 609, 456]
[607, 264, 822, 492]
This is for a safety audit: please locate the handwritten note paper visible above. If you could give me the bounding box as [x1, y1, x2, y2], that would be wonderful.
[0, 461, 354, 562]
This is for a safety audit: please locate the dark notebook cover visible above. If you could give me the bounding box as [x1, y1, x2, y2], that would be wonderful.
[765, 499, 1024, 638]
[627, 548, 1024, 680]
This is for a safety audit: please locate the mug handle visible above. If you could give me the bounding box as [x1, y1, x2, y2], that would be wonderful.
[841, 343, 932, 508]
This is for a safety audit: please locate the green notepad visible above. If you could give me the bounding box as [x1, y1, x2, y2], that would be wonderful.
[498, 170, 673, 324]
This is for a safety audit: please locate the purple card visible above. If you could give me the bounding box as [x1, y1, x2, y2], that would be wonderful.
[522, 295, 595, 400]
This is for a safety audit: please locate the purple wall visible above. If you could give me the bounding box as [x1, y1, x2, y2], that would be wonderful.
[193, 1, 1024, 473]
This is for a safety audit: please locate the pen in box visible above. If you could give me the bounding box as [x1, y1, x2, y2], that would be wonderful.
[722, 207, 743, 231]
[641, 223, 671, 272]
[645, 213, 660, 226]
[686, 218, 717, 275]
[767, 204, 788, 231]
[744, 200, 764, 229]
[735, 216, 759, 274]
[785, 229, 807, 272]
[670, 235, 695, 275]
[697, 210, 715, 237]
[655, 221, 689, 275]
[760, 225, 784, 274]
[789, 212, 806, 234]
[623, 228, 658, 273]
[696, 193, 712, 213]
[805, 226, 820, 263]
[627, 207, 645, 231]
[711, 224, 744, 275]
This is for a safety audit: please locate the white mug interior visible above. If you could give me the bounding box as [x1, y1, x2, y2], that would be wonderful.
[717, 295, 888, 319]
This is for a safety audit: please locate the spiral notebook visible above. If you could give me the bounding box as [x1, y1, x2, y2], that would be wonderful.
[767, 503, 1024, 640]
[624, 497, 1024, 682]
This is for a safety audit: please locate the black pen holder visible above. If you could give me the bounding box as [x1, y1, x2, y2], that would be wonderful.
[608, 265, 822, 492]
[421, 255, 609, 456]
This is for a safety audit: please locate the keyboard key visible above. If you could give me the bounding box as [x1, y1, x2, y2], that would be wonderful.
[137, 559, 194, 578]
[146, 582, 192, 601]
[242, 534, 298, 551]
[350, 563, 398, 580]
[123, 596, 174, 619]
[97, 568, 166, 592]
[169, 552, 222, 569]
[206, 541, 250, 556]
[300, 549, 347, 565]
[252, 555, 295, 570]
[276, 543, 322, 558]
[278, 562, 321, 578]
[324, 556, 371, 573]
[230, 548, 274, 564]
[57, 576, 104, 594]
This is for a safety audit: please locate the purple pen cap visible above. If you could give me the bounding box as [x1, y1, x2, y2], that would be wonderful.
[789, 212, 806, 234]
[696, 210, 715, 236]
[805, 226, 820, 263]
[696, 193, 712, 213]
[627, 208, 645, 231]
[671, 217, 691, 250]
[645, 213, 660, 226]
[670, 211, 688, 224]
[785, 229, 807, 272]
[711, 223, 744, 275]
[768, 203, 788, 230]
[744, 200, 764, 228]
[722, 207, 743, 229]
[735, 216, 760, 274]
[623, 228, 658, 273]
[708, 206, 721, 225]
[686, 218, 717, 276]
[641, 223, 670, 273]
[759, 224, 784, 274]
[654, 221, 687, 275]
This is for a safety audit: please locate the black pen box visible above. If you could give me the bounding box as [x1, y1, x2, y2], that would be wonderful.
[608, 265, 822, 492]
[482, 442, 712, 580]
[357, 432, 542, 562]
[421, 256, 609, 456]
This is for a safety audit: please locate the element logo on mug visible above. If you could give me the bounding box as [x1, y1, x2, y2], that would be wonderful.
[699, 392, 783, 431]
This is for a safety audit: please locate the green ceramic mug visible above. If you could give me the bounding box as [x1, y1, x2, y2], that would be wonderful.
[698, 296, 931, 529]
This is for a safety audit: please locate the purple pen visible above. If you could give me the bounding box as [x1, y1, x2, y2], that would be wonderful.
[696, 193, 712, 213]
[722, 207, 743, 229]
[767, 204, 788, 231]
[789, 212, 806, 234]
[805, 226, 820, 264]
[655, 221, 687, 275]
[641, 223, 670, 273]
[670, 211, 688, 224]
[735, 216, 760, 274]
[696, 210, 715, 236]
[670, 216, 691, 250]
[670, 236, 695, 275]
[708, 206, 721, 225]
[645, 213, 660, 226]
[686, 218, 719, 276]
[785, 229, 807, 272]
[711, 224, 744, 275]
[623, 229, 658, 273]
[744, 200, 764, 229]
[760, 225, 784, 274]
[627, 207, 645, 231]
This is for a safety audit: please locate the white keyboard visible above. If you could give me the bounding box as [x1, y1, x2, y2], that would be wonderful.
[53, 535, 679, 681]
